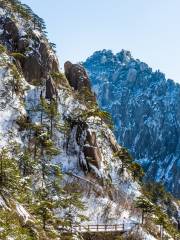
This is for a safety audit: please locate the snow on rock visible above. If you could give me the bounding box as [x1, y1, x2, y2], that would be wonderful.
[16, 203, 31, 224]
[0, 54, 25, 148]
[0, 195, 10, 210]
[138, 227, 157, 240]
[23, 80, 142, 226]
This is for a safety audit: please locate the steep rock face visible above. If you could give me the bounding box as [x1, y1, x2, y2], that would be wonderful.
[67, 120, 102, 171]
[45, 76, 58, 99]
[0, 4, 59, 85]
[0, 2, 179, 239]
[83, 49, 180, 198]
[83, 129, 102, 170]
[0, 4, 144, 238]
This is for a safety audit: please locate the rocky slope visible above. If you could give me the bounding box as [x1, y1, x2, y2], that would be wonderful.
[83, 49, 180, 198]
[0, 1, 179, 239]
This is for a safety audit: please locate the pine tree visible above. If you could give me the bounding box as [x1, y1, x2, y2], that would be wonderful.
[135, 196, 154, 224]
[142, 182, 171, 204]
[155, 209, 167, 239]
[113, 148, 133, 174]
[62, 183, 88, 230]
[40, 97, 59, 138]
[130, 162, 144, 181]
[33, 188, 54, 231]
[0, 147, 21, 193]
[0, 209, 33, 240]
[19, 148, 35, 176]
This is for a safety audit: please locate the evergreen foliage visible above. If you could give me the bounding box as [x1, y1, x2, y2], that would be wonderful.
[10, 52, 26, 60]
[79, 105, 114, 129]
[113, 148, 144, 181]
[0, 0, 47, 35]
[141, 182, 180, 238]
[0, 147, 21, 193]
[142, 182, 172, 204]
[40, 97, 59, 138]
[0, 209, 34, 240]
[135, 196, 154, 224]
[0, 44, 6, 54]
[9, 63, 24, 96]
[51, 71, 69, 87]
[0, 93, 86, 239]
[130, 162, 144, 181]
[78, 86, 97, 108]
[113, 148, 133, 173]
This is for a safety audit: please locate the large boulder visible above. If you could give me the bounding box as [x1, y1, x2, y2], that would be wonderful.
[109, 135, 120, 153]
[64, 61, 91, 91]
[21, 45, 59, 85]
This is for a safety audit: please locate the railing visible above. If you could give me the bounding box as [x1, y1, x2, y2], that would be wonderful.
[71, 223, 138, 233]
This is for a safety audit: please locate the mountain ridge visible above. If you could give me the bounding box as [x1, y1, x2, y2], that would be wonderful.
[84, 49, 180, 198]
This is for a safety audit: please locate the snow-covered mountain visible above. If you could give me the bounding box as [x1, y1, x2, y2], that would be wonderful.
[0, 1, 179, 239]
[83, 49, 180, 198]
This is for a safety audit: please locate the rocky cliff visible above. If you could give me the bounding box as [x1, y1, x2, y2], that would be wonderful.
[83, 49, 180, 198]
[0, 1, 179, 240]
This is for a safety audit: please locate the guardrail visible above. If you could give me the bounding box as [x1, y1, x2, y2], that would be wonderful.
[71, 223, 138, 233]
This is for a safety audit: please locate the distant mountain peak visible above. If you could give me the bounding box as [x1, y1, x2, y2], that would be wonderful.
[84, 49, 180, 198]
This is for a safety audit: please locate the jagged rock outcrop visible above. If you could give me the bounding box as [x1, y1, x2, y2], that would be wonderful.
[64, 61, 91, 91]
[0, 10, 59, 85]
[3, 17, 19, 41]
[83, 49, 180, 198]
[66, 120, 102, 172]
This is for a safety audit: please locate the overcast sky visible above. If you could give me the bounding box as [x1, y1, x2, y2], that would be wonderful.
[22, 0, 180, 82]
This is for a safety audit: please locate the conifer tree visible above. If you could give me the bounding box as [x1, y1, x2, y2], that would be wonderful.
[62, 183, 88, 230]
[135, 196, 154, 224]
[155, 208, 167, 239]
[0, 209, 33, 240]
[40, 97, 59, 138]
[19, 148, 35, 176]
[113, 148, 133, 174]
[0, 147, 20, 193]
[130, 162, 144, 181]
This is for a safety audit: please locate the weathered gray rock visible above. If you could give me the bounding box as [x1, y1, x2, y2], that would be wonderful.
[139, 62, 148, 71]
[109, 135, 120, 153]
